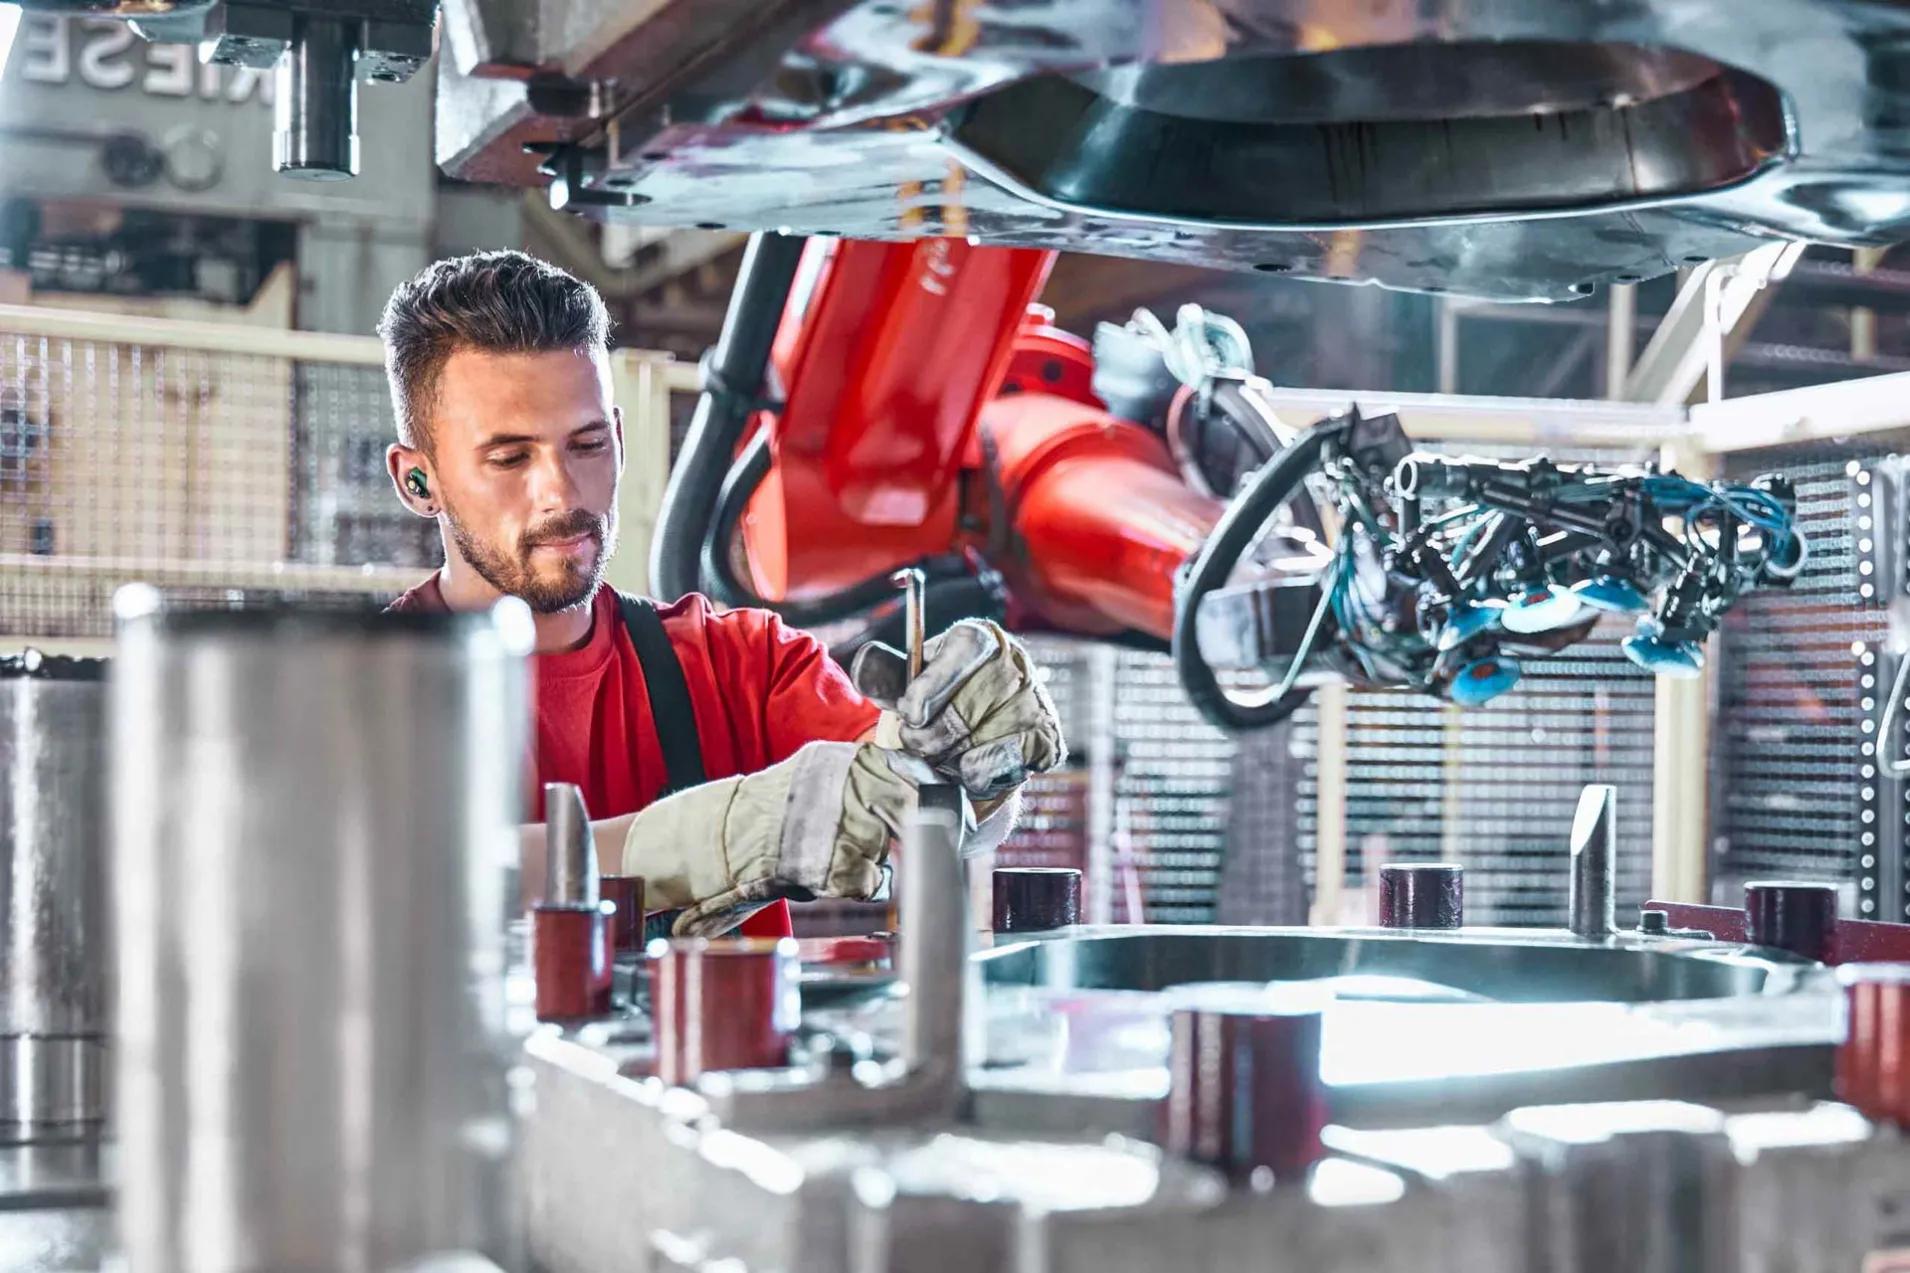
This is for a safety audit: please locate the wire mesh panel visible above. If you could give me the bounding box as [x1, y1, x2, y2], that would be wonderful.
[1214, 716, 1314, 926]
[293, 363, 439, 569]
[1714, 447, 1889, 912]
[0, 328, 427, 639]
[993, 637, 1095, 877]
[1332, 642, 1657, 927]
[1103, 649, 1238, 923]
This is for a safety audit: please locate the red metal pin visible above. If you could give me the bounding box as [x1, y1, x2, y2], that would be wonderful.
[648, 937, 801, 1085]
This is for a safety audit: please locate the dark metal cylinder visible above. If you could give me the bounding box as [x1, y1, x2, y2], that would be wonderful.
[992, 866, 1082, 933]
[112, 592, 530, 1271]
[1161, 994, 1328, 1185]
[1377, 863, 1464, 929]
[648, 938, 800, 1086]
[602, 875, 645, 952]
[274, 15, 360, 179]
[1744, 880, 1840, 962]
[1837, 964, 1909, 1127]
[1, 652, 109, 1133]
[532, 904, 613, 1021]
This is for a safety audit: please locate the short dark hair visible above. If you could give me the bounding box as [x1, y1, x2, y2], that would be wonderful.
[377, 250, 612, 451]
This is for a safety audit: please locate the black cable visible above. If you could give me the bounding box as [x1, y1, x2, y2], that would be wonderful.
[650, 231, 809, 602]
[1172, 416, 1348, 733]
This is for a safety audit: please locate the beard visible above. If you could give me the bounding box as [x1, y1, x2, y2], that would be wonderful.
[444, 503, 617, 614]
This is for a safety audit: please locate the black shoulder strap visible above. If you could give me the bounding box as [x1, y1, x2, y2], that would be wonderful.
[617, 592, 707, 798]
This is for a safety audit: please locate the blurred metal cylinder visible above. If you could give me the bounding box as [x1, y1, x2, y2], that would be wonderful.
[1837, 963, 1910, 1127]
[1744, 880, 1839, 962]
[274, 16, 361, 179]
[900, 787, 972, 1102]
[531, 902, 613, 1022]
[648, 938, 800, 1085]
[991, 867, 1081, 933]
[112, 592, 531, 1273]
[1, 652, 110, 1132]
[601, 875, 645, 952]
[1377, 863, 1464, 929]
[1161, 989, 1328, 1185]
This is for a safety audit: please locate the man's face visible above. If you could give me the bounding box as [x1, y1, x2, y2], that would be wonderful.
[421, 347, 622, 613]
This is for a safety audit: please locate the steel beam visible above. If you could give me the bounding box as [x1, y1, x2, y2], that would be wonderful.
[1622, 244, 1804, 404]
[1688, 368, 1910, 454]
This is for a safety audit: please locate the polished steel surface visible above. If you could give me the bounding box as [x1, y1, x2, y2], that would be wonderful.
[1, 656, 109, 1133]
[963, 926, 1840, 1132]
[111, 595, 531, 1272]
[438, 0, 1910, 298]
[975, 926, 1799, 1003]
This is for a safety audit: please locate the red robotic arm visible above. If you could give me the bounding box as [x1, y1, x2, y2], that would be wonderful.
[729, 236, 1224, 645]
[655, 233, 1805, 733]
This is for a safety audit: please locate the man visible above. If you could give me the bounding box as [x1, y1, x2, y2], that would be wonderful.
[378, 250, 1063, 936]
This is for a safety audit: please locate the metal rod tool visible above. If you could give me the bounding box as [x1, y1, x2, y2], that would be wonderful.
[1569, 783, 1617, 939]
[891, 566, 927, 681]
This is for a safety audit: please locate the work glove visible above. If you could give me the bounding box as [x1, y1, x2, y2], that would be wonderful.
[621, 740, 934, 937]
[851, 619, 1066, 802]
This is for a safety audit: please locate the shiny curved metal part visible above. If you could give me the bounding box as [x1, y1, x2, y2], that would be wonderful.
[945, 42, 1793, 231]
[436, 0, 1910, 298]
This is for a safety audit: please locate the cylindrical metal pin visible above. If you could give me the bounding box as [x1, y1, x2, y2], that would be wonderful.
[274, 16, 361, 179]
[1744, 880, 1840, 962]
[602, 875, 645, 952]
[1837, 963, 1910, 1127]
[1567, 783, 1616, 939]
[891, 567, 927, 681]
[1161, 989, 1328, 1186]
[648, 938, 800, 1085]
[992, 867, 1082, 933]
[2, 652, 109, 1133]
[544, 780, 598, 908]
[532, 904, 612, 1021]
[1377, 863, 1464, 929]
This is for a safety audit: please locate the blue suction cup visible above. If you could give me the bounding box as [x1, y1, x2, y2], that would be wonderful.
[1449, 653, 1522, 706]
[1620, 618, 1705, 679]
[1436, 599, 1506, 651]
[1500, 585, 1585, 634]
[1572, 575, 1649, 614]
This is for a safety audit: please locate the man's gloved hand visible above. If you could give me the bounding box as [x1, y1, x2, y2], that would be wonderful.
[851, 619, 1066, 801]
[621, 740, 933, 937]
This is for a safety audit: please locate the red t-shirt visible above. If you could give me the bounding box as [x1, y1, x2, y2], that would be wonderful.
[389, 578, 881, 936]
